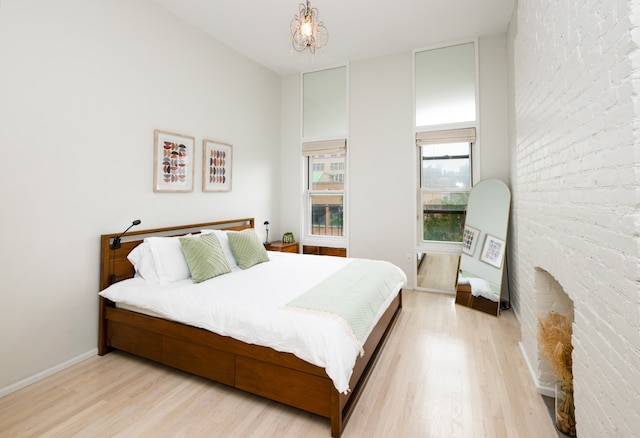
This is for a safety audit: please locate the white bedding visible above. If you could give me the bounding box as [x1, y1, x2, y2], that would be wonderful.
[100, 251, 406, 393]
[458, 272, 500, 302]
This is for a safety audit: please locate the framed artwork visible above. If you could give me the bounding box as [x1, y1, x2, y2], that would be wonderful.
[153, 129, 195, 192]
[462, 225, 480, 256]
[480, 234, 506, 268]
[203, 139, 232, 192]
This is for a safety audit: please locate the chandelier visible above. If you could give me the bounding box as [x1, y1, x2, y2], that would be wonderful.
[290, 0, 329, 54]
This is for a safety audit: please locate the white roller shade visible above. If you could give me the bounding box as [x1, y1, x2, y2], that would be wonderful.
[302, 139, 346, 156]
[416, 127, 476, 146]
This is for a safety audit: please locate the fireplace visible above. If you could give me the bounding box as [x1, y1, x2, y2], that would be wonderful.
[534, 268, 574, 394]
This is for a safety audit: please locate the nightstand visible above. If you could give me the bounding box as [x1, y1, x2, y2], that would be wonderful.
[264, 241, 299, 253]
[302, 245, 347, 257]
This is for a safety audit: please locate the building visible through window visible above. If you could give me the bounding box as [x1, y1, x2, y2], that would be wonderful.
[420, 141, 471, 242]
[308, 153, 345, 237]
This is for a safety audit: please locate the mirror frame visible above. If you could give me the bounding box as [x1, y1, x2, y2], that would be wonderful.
[455, 179, 511, 316]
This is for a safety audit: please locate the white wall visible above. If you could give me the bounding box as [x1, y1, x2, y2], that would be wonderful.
[348, 53, 415, 271]
[0, 0, 280, 394]
[279, 74, 303, 238]
[478, 35, 510, 184]
[507, 1, 640, 436]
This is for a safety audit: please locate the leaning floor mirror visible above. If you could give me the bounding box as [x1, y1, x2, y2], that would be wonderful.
[456, 179, 511, 316]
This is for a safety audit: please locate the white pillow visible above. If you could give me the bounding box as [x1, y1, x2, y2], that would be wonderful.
[145, 235, 192, 283]
[127, 241, 159, 283]
[200, 229, 239, 271]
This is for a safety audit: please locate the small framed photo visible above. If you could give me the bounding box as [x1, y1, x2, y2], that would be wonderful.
[462, 225, 480, 256]
[153, 129, 195, 192]
[203, 139, 232, 192]
[480, 234, 506, 268]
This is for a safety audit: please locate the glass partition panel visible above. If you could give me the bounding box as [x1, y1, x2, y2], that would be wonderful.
[303, 66, 347, 138]
[415, 43, 476, 127]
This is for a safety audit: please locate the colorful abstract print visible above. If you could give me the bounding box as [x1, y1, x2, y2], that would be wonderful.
[462, 228, 476, 251]
[208, 148, 227, 185]
[162, 141, 188, 184]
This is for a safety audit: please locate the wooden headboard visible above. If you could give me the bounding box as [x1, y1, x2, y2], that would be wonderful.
[99, 218, 254, 291]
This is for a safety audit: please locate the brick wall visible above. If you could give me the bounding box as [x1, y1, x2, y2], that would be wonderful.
[506, 1, 640, 436]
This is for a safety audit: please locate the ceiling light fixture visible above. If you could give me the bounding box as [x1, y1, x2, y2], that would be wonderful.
[290, 0, 328, 54]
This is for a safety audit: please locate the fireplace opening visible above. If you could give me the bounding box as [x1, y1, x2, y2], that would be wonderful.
[534, 268, 576, 436]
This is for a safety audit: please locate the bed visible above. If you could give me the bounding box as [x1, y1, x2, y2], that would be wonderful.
[98, 218, 404, 437]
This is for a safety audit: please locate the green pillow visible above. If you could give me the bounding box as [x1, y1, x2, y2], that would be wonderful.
[227, 229, 270, 269]
[179, 233, 231, 283]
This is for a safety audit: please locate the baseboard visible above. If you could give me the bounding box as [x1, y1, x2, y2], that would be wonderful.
[518, 341, 555, 397]
[512, 303, 521, 323]
[0, 349, 97, 398]
[415, 287, 456, 295]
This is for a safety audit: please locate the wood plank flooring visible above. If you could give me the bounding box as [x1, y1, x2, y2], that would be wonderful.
[0, 290, 557, 438]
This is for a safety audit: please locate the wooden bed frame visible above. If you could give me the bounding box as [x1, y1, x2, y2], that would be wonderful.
[98, 218, 402, 437]
[455, 283, 500, 316]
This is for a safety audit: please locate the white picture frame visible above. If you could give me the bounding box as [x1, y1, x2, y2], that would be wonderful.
[462, 225, 480, 256]
[202, 139, 232, 192]
[153, 129, 195, 193]
[480, 234, 506, 268]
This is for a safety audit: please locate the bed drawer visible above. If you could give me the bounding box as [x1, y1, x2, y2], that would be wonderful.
[108, 323, 162, 362]
[236, 356, 332, 417]
[162, 337, 235, 386]
[455, 284, 473, 306]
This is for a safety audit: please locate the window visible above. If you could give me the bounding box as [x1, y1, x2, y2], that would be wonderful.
[414, 42, 477, 291]
[303, 67, 347, 138]
[302, 66, 348, 243]
[415, 42, 476, 127]
[417, 129, 475, 243]
[421, 142, 470, 189]
[303, 140, 346, 238]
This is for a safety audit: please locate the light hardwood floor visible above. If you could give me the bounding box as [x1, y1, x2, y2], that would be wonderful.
[0, 291, 557, 438]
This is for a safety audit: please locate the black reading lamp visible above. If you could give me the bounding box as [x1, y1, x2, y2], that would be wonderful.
[111, 219, 142, 250]
[264, 220, 270, 245]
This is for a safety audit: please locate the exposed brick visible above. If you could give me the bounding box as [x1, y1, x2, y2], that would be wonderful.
[507, 1, 640, 436]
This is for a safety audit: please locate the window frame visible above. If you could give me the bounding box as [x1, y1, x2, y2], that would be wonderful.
[415, 127, 477, 251]
[301, 66, 349, 248]
[303, 147, 347, 244]
[413, 40, 479, 292]
[419, 140, 473, 244]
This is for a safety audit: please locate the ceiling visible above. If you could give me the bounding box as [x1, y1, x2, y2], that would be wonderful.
[150, 0, 516, 76]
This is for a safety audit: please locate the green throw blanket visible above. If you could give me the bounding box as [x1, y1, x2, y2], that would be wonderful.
[285, 259, 404, 354]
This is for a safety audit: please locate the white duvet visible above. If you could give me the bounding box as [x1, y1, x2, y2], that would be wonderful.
[99, 251, 406, 393]
[458, 272, 500, 302]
